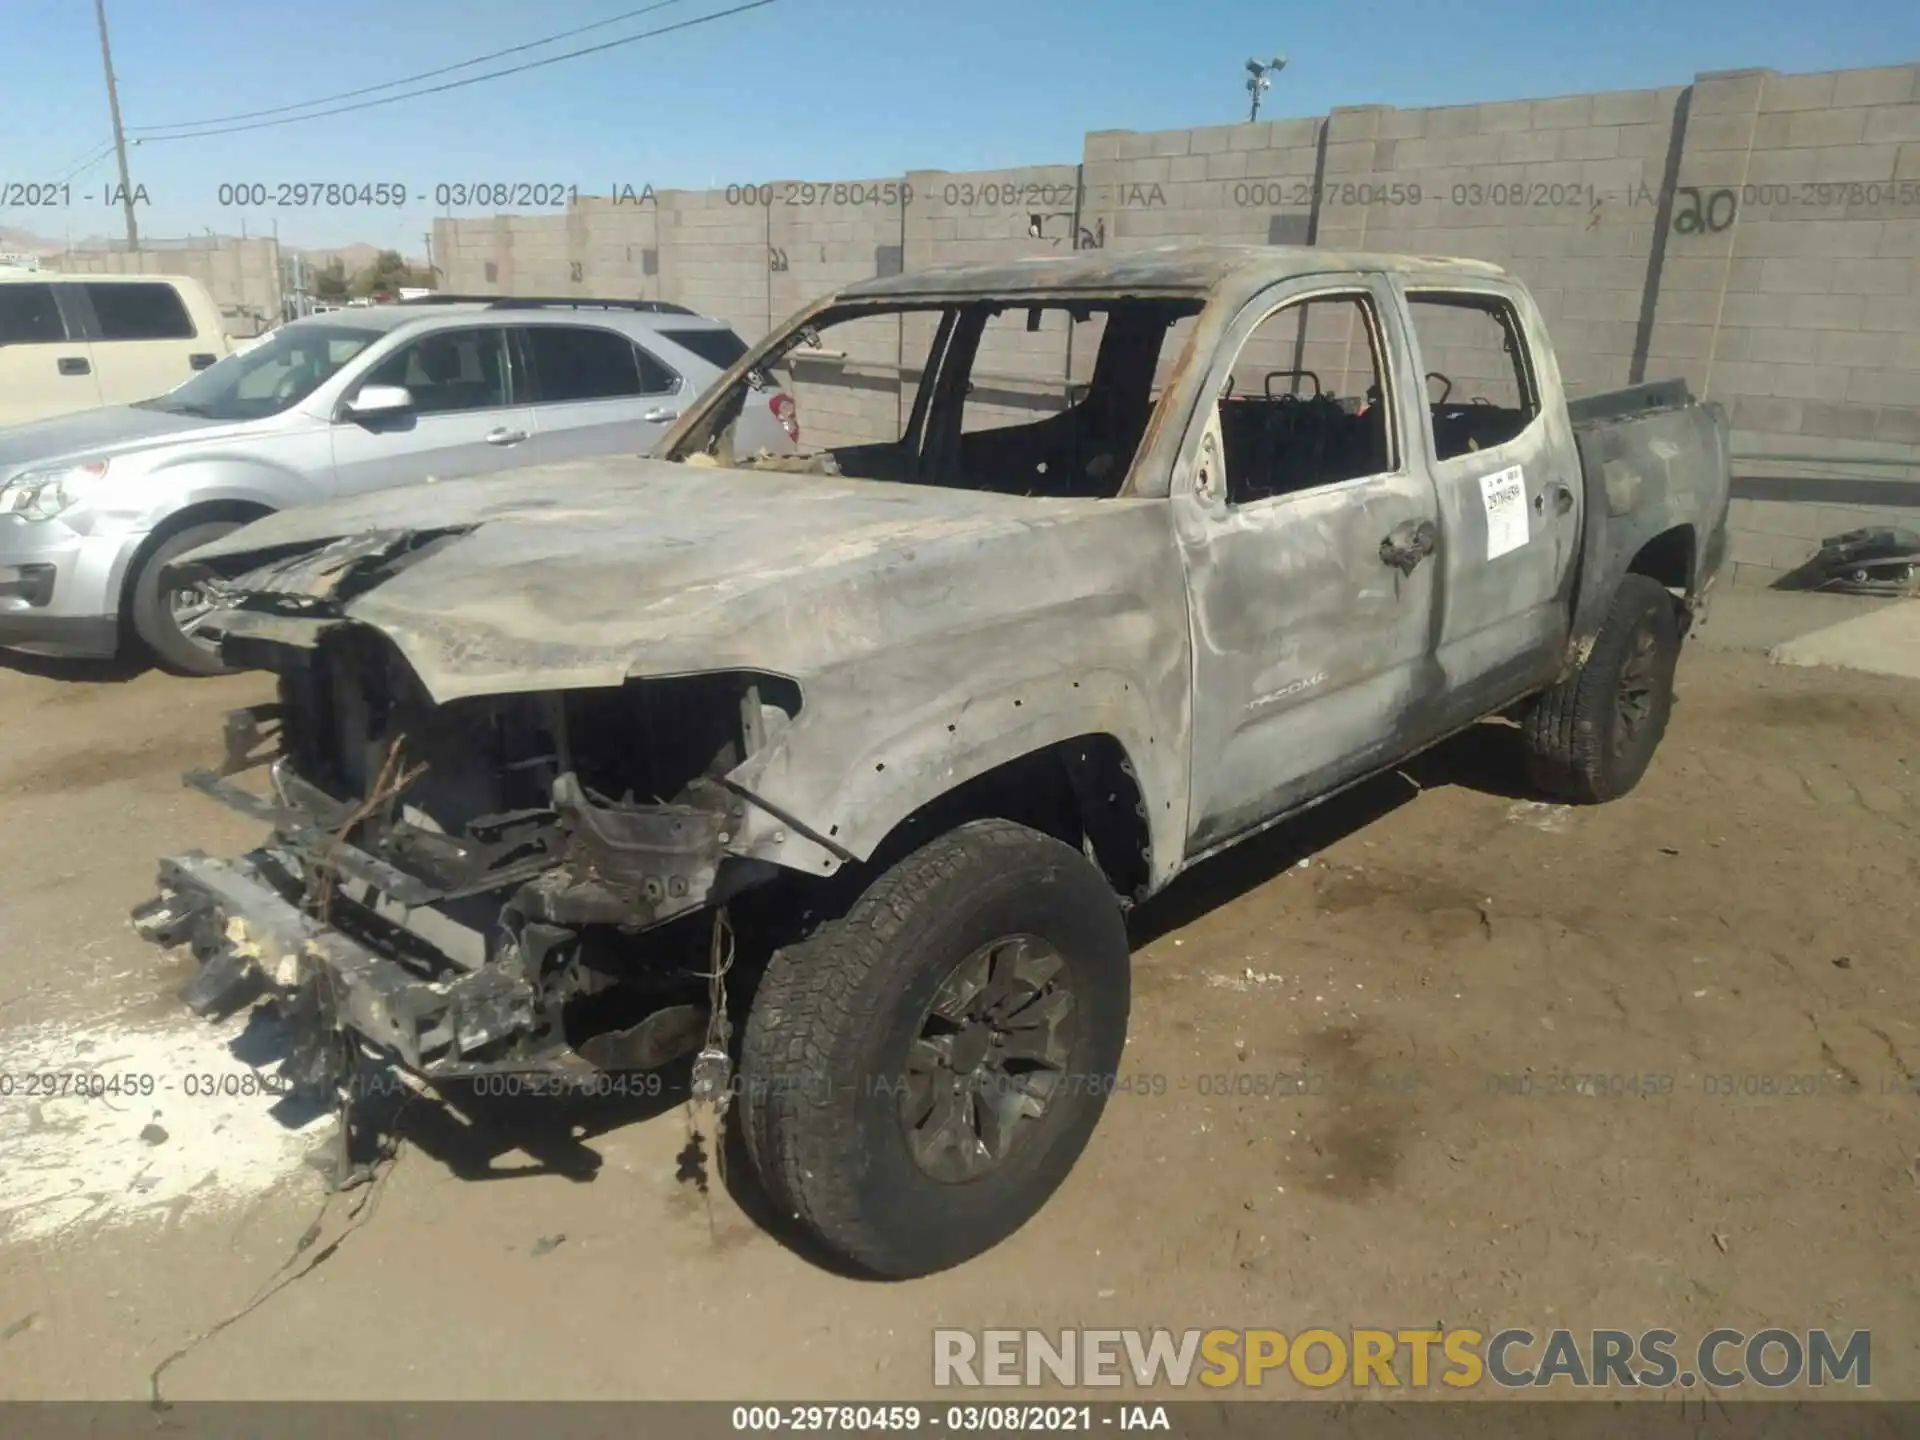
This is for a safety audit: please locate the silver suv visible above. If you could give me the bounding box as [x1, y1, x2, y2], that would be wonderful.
[0, 297, 797, 673]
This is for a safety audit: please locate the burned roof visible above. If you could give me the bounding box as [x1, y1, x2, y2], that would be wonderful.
[836, 243, 1509, 303]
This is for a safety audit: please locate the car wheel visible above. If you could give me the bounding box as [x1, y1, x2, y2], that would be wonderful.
[1521, 573, 1681, 803]
[739, 818, 1130, 1278]
[129, 521, 242, 677]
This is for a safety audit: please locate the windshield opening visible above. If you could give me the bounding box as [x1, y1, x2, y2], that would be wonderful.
[669, 296, 1204, 499]
[136, 323, 383, 421]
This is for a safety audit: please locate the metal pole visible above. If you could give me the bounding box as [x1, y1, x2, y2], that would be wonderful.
[1246, 57, 1285, 125]
[93, 0, 139, 250]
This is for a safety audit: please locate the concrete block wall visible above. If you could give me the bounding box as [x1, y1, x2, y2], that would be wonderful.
[1635, 64, 1920, 584]
[653, 189, 771, 346]
[1086, 92, 1682, 400]
[571, 197, 661, 299]
[432, 213, 586, 298]
[1080, 121, 1319, 400]
[1641, 66, 1920, 449]
[429, 61, 1920, 586]
[51, 236, 283, 336]
[1082, 116, 1321, 256]
[902, 165, 1086, 429]
[765, 178, 909, 449]
[431, 215, 502, 291]
[431, 201, 663, 301]
[1320, 90, 1680, 399]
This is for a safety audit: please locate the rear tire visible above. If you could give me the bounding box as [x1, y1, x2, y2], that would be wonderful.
[739, 818, 1129, 1278]
[1522, 573, 1681, 803]
[129, 521, 242, 677]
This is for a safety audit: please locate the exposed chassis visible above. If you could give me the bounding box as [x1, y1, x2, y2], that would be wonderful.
[131, 701, 757, 1091]
[133, 847, 552, 1083]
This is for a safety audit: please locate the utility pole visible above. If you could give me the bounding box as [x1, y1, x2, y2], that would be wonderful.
[93, 0, 140, 250]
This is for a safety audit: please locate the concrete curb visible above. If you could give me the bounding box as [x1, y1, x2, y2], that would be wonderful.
[1767, 600, 1920, 681]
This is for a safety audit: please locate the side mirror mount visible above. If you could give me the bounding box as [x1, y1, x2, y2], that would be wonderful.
[343, 384, 413, 421]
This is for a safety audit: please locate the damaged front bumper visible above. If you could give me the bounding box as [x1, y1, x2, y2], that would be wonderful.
[174, 718, 758, 929]
[130, 697, 791, 1093]
[132, 847, 560, 1084]
[126, 527, 850, 1091]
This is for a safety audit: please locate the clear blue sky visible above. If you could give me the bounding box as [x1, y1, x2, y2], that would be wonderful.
[3, 0, 1916, 253]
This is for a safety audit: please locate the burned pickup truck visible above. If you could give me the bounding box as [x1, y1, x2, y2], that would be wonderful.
[133, 246, 1730, 1277]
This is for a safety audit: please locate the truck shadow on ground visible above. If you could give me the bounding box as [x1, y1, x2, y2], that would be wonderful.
[370, 1063, 867, 1276]
[343, 717, 1543, 1277]
[226, 1000, 691, 1189]
[1129, 717, 1537, 946]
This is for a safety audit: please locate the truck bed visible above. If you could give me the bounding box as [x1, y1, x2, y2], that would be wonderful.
[1562, 377, 1734, 643]
[1566, 379, 1729, 508]
[1564, 378, 1697, 429]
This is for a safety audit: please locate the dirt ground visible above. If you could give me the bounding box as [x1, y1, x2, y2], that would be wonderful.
[1, 597, 1917, 1401]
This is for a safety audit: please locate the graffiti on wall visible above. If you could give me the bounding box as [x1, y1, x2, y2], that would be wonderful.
[1671, 186, 1738, 235]
[1024, 212, 1106, 249]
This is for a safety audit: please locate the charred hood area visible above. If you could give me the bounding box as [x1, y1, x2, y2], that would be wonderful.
[145, 457, 1177, 1088]
[162, 528, 809, 1080]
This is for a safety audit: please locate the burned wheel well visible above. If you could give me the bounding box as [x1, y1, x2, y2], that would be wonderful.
[1627, 524, 1695, 593]
[858, 736, 1153, 902]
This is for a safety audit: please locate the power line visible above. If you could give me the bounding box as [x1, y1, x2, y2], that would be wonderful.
[130, 0, 700, 136]
[53, 139, 118, 186]
[134, 0, 779, 143]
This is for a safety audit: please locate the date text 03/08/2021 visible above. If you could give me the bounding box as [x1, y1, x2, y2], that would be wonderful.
[721, 180, 1164, 208]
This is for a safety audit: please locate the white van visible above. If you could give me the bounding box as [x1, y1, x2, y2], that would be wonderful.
[0, 273, 234, 430]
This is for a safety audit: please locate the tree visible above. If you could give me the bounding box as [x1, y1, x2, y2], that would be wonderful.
[353, 249, 429, 298]
[311, 257, 350, 300]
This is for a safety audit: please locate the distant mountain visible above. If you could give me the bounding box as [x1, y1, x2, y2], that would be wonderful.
[0, 225, 112, 256]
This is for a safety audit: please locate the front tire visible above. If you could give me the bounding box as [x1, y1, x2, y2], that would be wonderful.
[129, 521, 242, 676]
[739, 818, 1130, 1278]
[1522, 573, 1681, 803]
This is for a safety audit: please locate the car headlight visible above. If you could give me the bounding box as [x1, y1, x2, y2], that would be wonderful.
[0, 460, 107, 521]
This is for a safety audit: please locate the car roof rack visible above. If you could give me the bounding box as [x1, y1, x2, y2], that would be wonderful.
[394, 294, 697, 315]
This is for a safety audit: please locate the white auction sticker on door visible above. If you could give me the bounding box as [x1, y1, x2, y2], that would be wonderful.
[1478, 465, 1530, 560]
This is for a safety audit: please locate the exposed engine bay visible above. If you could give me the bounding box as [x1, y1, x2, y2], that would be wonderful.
[134, 599, 808, 1094]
